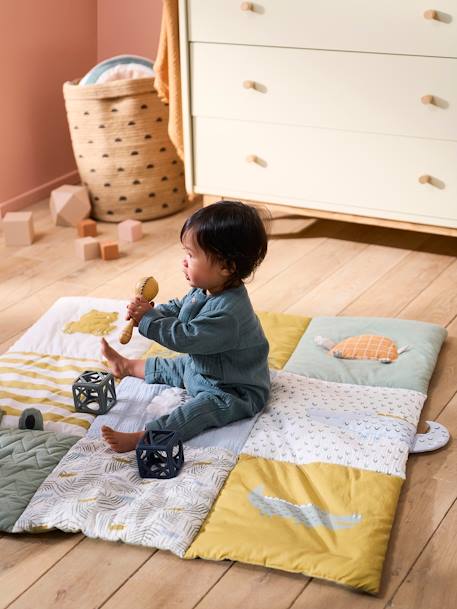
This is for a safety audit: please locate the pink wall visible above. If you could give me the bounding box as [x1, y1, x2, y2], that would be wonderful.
[0, 0, 163, 216]
[97, 0, 162, 63]
[0, 0, 97, 215]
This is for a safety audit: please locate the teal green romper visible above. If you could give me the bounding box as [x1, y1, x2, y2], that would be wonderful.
[138, 285, 270, 441]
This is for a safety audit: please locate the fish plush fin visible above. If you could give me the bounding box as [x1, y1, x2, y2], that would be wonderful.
[314, 336, 336, 351]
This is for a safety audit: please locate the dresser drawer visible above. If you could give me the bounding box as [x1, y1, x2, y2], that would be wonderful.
[187, 0, 457, 58]
[191, 44, 457, 141]
[193, 118, 457, 227]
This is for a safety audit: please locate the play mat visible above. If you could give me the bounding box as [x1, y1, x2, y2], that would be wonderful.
[0, 297, 449, 594]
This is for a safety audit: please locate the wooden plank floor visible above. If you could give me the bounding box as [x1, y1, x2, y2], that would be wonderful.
[1, 198, 456, 609]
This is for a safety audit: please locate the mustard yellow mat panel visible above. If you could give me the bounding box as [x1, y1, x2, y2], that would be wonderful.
[186, 454, 403, 594]
[256, 311, 311, 369]
[141, 310, 311, 371]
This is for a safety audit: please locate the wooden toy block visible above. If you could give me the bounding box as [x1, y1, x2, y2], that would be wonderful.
[3, 211, 34, 246]
[50, 184, 90, 227]
[118, 219, 143, 242]
[75, 236, 100, 260]
[100, 241, 119, 261]
[77, 219, 97, 237]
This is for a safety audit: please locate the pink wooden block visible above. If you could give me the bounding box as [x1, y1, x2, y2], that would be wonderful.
[3, 211, 34, 246]
[118, 219, 143, 242]
[75, 237, 100, 260]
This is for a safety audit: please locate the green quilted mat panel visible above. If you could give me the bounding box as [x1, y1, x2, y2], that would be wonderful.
[0, 429, 79, 532]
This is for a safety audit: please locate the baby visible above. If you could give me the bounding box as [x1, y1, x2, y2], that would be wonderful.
[101, 200, 270, 451]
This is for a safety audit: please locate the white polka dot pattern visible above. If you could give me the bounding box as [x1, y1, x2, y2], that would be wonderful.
[243, 372, 426, 478]
[410, 421, 450, 453]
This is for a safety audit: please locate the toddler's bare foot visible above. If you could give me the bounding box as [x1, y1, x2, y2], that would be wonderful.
[101, 338, 130, 378]
[101, 425, 144, 452]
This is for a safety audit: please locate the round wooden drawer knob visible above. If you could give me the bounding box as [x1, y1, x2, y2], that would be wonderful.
[424, 9, 438, 20]
[243, 80, 256, 89]
[421, 94, 434, 105]
[419, 175, 432, 184]
[240, 2, 253, 11]
[246, 154, 258, 163]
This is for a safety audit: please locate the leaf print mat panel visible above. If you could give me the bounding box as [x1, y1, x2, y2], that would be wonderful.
[13, 437, 236, 557]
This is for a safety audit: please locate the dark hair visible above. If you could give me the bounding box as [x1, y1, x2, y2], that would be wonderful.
[180, 200, 269, 287]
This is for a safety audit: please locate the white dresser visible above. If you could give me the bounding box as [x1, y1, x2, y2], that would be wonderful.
[178, 0, 457, 235]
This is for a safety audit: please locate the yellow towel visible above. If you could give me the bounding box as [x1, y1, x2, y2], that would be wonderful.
[154, 0, 184, 161]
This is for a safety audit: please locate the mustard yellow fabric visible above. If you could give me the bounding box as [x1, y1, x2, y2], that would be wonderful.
[141, 310, 310, 371]
[154, 0, 183, 160]
[63, 310, 118, 336]
[141, 342, 180, 361]
[186, 455, 403, 594]
[256, 311, 311, 369]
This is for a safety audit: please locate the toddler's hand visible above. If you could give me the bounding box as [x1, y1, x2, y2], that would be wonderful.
[126, 296, 154, 325]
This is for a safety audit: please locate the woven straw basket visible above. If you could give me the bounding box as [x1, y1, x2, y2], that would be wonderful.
[63, 78, 187, 222]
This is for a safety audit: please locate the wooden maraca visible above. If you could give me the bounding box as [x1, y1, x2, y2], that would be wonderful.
[119, 276, 159, 344]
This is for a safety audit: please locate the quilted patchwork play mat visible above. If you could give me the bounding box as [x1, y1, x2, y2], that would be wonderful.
[0, 297, 449, 594]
